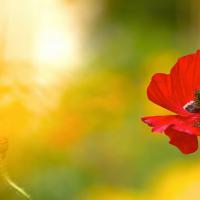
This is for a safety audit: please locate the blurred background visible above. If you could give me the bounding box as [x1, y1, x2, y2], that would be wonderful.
[0, 0, 199, 199]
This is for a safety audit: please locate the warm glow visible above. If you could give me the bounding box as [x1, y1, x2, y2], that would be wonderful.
[34, 1, 81, 68]
[36, 28, 77, 66]
[31, 0, 87, 87]
[3, 0, 83, 83]
[0, 0, 89, 114]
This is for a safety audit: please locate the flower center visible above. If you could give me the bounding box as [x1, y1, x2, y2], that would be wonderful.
[184, 90, 200, 113]
[196, 121, 200, 128]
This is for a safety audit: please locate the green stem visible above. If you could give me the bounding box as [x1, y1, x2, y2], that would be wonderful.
[0, 158, 31, 200]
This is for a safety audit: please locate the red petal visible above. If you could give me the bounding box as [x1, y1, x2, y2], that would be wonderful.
[165, 128, 198, 154]
[147, 50, 200, 115]
[170, 51, 200, 107]
[147, 73, 187, 115]
[142, 115, 175, 132]
[142, 115, 200, 136]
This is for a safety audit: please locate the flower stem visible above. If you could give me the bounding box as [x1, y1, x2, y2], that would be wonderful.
[0, 158, 31, 200]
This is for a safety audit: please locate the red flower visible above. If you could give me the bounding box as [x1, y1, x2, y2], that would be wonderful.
[142, 50, 200, 154]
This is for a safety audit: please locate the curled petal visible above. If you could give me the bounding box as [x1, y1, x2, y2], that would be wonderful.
[165, 128, 198, 154]
[142, 115, 174, 132]
[142, 115, 200, 136]
[142, 115, 200, 154]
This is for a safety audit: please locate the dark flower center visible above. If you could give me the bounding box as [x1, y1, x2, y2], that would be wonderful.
[185, 90, 200, 113]
[195, 121, 200, 128]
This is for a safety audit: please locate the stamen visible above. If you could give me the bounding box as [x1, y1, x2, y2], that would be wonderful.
[195, 90, 200, 106]
[195, 121, 200, 128]
[184, 90, 200, 113]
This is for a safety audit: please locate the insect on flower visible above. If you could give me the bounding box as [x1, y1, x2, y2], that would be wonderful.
[142, 50, 200, 154]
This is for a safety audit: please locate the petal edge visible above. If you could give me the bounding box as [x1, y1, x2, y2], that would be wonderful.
[165, 128, 198, 154]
